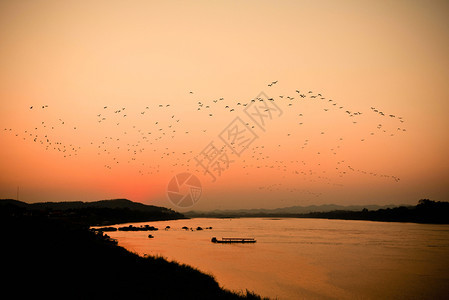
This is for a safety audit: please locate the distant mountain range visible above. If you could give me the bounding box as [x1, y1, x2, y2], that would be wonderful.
[185, 200, 449, 224]
[0, 198, 185, 225]
[0, 198, 168, 211]
[2, 198, 446, 224]
[185, 204, 407, 218]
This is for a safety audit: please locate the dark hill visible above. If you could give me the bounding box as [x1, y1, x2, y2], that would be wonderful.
[184, 200, 448, 224]
[0, 199, 29, 207]
[1, 211, 265, 299]
[11, 198, 171, 211]
[0, 198, 185, 226]
[185, 203, 404, 218]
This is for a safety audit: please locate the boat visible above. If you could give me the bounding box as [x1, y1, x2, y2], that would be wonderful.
[211, 237, 256, 244]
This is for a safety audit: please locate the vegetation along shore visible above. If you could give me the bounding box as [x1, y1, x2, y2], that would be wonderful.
[0, 199, 266, 299]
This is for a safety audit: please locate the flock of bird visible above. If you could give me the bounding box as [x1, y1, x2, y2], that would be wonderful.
[3, 80, 406, 200]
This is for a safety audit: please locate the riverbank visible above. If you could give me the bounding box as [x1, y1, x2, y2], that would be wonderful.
[186, 199, 449, 224]
[1, 209, 266, 299]
[100, 217, 449, 300]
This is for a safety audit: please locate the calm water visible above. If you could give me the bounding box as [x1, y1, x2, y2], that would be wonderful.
[97, 218, 449, 299]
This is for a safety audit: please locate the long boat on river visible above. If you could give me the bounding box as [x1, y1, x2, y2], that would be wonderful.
[211, 237, 256, 244]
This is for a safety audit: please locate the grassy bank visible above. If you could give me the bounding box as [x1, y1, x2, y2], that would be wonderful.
[1, 207, 266, 299]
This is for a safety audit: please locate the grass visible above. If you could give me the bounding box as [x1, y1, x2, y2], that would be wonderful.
[1, 213, 268, 299]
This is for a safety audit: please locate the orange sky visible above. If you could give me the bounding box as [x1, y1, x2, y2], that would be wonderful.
[1, 0, 448, 210]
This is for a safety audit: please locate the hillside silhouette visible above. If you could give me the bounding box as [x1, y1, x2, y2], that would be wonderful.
[186, 199, 449, 224]
[0, 198, 185, 225]
[1, 201, 266, 300]
[186, 203, 402, 218]
[281, 199, 447, 224]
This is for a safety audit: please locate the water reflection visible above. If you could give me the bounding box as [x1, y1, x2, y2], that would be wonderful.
[97, 218, 449, 299]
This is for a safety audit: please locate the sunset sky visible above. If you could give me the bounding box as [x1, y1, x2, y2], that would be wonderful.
[1, 0, 448, 210]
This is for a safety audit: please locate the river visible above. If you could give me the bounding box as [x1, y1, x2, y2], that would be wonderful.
[96, 218, 449, 299]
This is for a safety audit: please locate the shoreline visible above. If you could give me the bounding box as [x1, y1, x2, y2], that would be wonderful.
[185, 200, 449, 225]
[1, 213, 267, 299]
[181, 215, 449, 225]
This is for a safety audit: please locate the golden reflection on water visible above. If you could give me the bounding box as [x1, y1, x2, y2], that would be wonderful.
[98, 218, 449, 299]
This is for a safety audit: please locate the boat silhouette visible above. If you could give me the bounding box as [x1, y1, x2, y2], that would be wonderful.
[211, 237, 256, 244]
